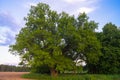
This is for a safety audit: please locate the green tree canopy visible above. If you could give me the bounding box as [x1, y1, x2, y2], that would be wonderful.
[9, 3, 101, 76]
[96, 22, 120, 74]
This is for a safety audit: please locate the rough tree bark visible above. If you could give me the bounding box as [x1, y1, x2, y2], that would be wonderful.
[50, 68, 58, 77]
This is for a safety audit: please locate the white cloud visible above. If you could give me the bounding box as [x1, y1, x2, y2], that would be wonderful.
[78, 7, 96, 14]
[69, 7, 97, 16]
[0, 26, 16, 45]
[55, 0, 99, 16]
[24, 2, 37, 9]
[0, 27, 11, 44]
[63, 0, 87, 3]
[62, 0, 98, 4]
[0, 12, 20, 46]
[0, 46, 20, 65]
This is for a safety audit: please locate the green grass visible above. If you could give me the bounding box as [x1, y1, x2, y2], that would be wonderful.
[22, 73, 120, 80]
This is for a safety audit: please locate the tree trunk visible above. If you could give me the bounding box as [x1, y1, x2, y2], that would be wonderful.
[50, 68, 58, 77]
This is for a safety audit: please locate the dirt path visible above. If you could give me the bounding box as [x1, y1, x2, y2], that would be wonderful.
[0, 72, 30, 80]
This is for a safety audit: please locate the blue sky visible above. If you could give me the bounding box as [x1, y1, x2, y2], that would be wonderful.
[0, 0, 120, 65]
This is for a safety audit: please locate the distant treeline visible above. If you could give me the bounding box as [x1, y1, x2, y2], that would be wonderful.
[0, 64, 30, 72]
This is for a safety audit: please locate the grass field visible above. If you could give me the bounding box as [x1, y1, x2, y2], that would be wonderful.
[22, 73, 120, 80]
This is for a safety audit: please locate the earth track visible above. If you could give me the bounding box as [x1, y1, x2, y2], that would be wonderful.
[0, 72, 30, 80]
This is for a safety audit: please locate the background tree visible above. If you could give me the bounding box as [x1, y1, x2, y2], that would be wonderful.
[96, 23, 120, 74]
[9, 3, 101, 76]
[76, 13, 101, 73]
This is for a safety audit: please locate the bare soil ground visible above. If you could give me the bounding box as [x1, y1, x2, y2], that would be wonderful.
[0, 72, 30, 80]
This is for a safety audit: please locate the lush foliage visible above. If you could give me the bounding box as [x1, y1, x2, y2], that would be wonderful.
[96, 23, 120, 74]
[22, 73, 120, 80]
[9, 3, 101, 76]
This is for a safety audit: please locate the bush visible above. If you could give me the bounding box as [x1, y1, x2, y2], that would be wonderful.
[31, 65, 50, 74]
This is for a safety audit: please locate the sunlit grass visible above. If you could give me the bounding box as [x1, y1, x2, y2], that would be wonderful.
[22, 73, 120, 80]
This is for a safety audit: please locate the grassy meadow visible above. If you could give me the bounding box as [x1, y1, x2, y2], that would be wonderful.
[22, 73, 120, 80]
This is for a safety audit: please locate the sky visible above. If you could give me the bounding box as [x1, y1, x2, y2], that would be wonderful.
[0, 0, 120, 65]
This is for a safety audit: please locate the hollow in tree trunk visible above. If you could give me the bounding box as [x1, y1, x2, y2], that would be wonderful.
[50, 68, 58, 77]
